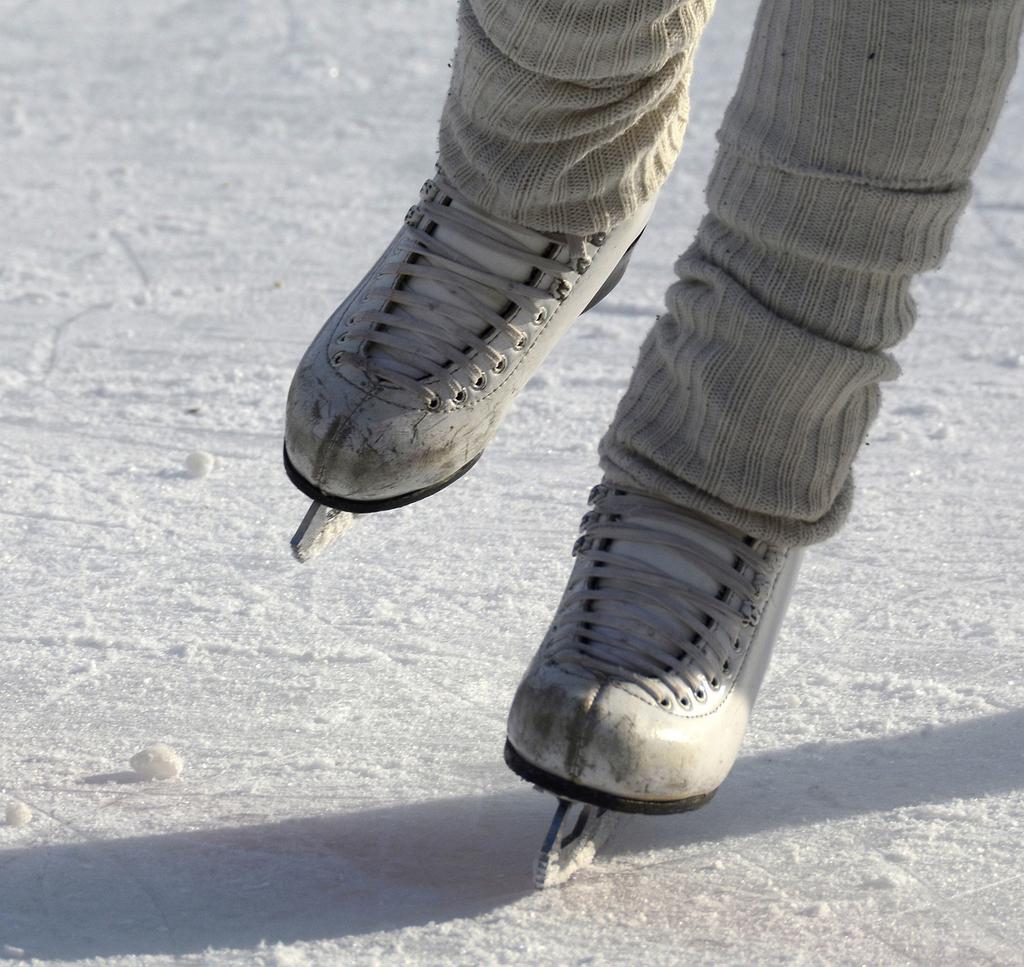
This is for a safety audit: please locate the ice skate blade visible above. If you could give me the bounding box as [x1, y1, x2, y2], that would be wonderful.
[291, 500, 357, 563]
[534, 797, 619, 889]
[505, 740, 716, 815]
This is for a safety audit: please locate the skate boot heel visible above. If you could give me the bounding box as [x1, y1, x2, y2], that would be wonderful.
[582, 230, 644, 314]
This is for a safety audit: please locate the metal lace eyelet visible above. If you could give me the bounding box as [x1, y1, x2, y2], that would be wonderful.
[513, 334, 528, 351]
[331, 351, 346, 366]
[575, 255, 592, 274]
[659, 697, 671, 708]
[452, 387, 467, 405]
[425, 395, 441, 411]
[533, 308, 548, 326]
[694, 687, 706, 702]
[551, 278, 573, 301]
[472, 373, 487, 390]
[492, 357, 507, 374]
[588, 231, 607, 247]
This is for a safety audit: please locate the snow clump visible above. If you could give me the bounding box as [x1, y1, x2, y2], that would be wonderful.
[183, 450, 215, 478]
[130, 744, 184, 780]
[5, 801, 32, 827]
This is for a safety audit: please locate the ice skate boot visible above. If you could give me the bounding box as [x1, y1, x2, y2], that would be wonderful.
[284, 173, 652, 560]
[505, 483, 803, 886]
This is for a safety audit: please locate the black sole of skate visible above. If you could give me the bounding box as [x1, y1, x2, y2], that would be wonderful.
[504, 740, 716, 816]
[283, 444, 482, 514]
[282, 230, 645, 513]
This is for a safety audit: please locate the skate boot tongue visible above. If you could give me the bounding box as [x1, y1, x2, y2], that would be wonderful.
[560, 485, 769, 705]
[600, 513, 738, 600]
[587, 502, 739, 664]
[427, 196, 554, 312]
[361, 179, 566, 386]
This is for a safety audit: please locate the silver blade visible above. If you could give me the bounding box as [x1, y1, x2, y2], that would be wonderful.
[533, 796, 620, 889]
[290, 501, 357, 563]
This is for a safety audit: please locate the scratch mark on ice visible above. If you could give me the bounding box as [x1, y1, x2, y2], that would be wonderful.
[39, 302, 112, 381]
[0, 508, 128, 529]
[111, 229, 152, 290]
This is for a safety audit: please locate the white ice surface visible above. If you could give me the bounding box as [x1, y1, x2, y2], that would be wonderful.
[1, 2, 1023, 964]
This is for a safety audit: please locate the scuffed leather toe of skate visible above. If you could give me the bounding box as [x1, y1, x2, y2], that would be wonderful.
[506, 662, 603, 780]
[285, 351, 477, 504]
[507, 660, 749, 804]
[284, 291, 483, 504]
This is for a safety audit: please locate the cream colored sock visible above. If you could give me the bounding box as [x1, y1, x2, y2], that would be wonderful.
[438, 0, 715, 235]
[601, 0, 1024, 545]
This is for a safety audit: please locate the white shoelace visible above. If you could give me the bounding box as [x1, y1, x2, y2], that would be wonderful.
[547, 485, 784, 708]
[331, 176, 598, 407]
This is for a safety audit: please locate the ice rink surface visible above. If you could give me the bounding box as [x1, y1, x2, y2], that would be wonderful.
[2, 1, 1023, 963]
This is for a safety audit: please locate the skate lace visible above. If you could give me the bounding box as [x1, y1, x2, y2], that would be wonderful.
[331, 175, 596, 407]
[547, 485, 784, 708]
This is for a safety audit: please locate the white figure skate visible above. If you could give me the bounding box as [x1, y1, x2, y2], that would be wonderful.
[284, 174, 653, 560]
[505, 483, 803, 886]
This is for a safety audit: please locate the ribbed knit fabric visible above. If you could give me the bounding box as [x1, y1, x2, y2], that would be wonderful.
[601, 0, 1024, 546]
[438, 0, 715, 235]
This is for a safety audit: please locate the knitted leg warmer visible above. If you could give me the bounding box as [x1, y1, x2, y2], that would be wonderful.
[601, 0, 1024, 546]
[438, 0, 716, 235]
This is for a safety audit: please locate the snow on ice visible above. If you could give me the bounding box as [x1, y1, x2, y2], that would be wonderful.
[4, 803, 32, 828]
[183, 450, 216, 478]
[129, 745, 184, 781]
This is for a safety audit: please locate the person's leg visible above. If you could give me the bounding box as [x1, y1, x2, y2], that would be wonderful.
[439, 0, 716, 235]
[284, 0, 717, 511]
[601, 0, 1024, 546]
[507, 0, 1024, 812]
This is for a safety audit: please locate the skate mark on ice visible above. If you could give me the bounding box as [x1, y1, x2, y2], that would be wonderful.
[950, 871, 1024, 900]
[0, 412, 277, 458]
[972, 194, 1024, 262]
[110, 229, 152, 291]
[279, 0, 308, 54]
[0, 508, 128, 530]
[17, 303, 111, 389]
[973, 200, 1024, 213]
